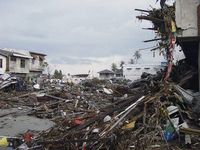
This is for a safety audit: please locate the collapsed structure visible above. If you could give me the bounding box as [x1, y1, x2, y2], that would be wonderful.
[136, 0, 200, 91]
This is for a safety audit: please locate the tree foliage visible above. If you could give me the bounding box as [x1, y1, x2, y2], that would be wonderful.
[53, 69, 63, 79]
[120, 61, 125, 69]
[133, 50, 141, 64]
[129, 59, 134, 64]
[111, 63, 117, 72]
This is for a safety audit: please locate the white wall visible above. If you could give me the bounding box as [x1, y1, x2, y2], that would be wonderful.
[9, 57, 30, 74]
[123, 64, 163, 81]
[30, 55, 44, 71]
[0, 55, 7, 74]
[176, 0, 200, 37]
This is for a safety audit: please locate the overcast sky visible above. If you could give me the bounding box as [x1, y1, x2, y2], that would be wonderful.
[0, 0, 170, 75]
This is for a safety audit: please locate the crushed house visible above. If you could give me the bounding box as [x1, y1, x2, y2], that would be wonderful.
[0, 49, 46, 80]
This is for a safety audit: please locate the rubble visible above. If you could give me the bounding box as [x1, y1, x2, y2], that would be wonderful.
[0, 70, 199, 150]
[0, 1, 200, 150]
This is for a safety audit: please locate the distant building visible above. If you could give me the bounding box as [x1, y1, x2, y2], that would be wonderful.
[98, 69, 124, 80]
[0, 49, 47, 80]
[115, 69, 123, 78]
[71, 74, 89, 84]
[123, 63, 165, 81]
[98, 69, 115, 79]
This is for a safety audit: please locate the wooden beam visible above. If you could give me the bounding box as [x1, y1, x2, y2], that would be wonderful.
[143, 38, 163, 43]
[135, 9, 151, 13]
[142, 27, 157, 30]
[136, 16, 164, 23]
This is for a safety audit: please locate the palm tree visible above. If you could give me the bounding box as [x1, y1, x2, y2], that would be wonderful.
[129, 59, 134, 64]
[133, 50, 141, 64]
[120, 61, 125, 69]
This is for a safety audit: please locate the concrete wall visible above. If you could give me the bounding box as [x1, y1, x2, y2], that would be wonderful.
[9, 57, 30, 74]
[0, 55, 7, 74]
[123, 64, 163, 81]
[176, 0, 200, 37]
[30, 55, 44, 71]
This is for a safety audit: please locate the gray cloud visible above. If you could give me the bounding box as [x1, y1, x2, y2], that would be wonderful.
[51, 56, 100, 65]
[0, 0, 158, 58]
[0, 0, 162, 67]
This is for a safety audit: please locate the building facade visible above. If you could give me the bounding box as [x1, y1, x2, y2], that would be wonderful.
[98, 69, 123, 80]
[175, 0, 200, 90]
[98, 69, 115, 79]
[0, 54, 7, 75]
[29, 52, 47, 81]
[123, 64, 164, 81]
[0, 49, 46, 80]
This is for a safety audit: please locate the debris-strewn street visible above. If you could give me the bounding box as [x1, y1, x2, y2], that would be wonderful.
[0, 0, 200, 150]
[0, 66, 200, 149]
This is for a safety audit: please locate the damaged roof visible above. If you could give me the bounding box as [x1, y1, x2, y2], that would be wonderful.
[0, 48, 46, 59]
[30, 51, 46, 56]
[0, 49, 12, 57]
[98, 69, 114, 74]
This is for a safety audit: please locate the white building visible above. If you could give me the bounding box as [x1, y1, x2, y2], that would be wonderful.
[98, 69, 123, 80]
[0, 49, 32, 77]
[0, 49, 46, 80]
[123, 63, 165, 81]
[0, 54, 7, 75]
[98, 69, 115, 79]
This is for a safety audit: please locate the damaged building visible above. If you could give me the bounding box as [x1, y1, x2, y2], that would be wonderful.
[136, 0, 200, 91]
[176, 0, 200, 91]
[29, 51, 47, 82]
[0, 49, 47, 81]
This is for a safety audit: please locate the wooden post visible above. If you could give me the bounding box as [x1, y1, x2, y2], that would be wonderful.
[198, 5, 200, 91]
[198, 42, 200, 91]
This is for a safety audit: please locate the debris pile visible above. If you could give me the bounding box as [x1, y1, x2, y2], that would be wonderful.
[0, 71, 199, 149]
[1, 1, 200, 150]
[136, 2, 177, 82]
